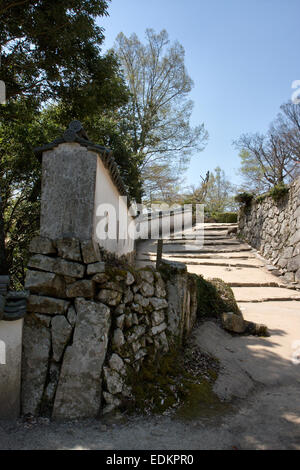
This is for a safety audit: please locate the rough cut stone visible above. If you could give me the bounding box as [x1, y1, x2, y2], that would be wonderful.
[98, 289, 122, 306]
[125, 313, 133, 328]
[222, 312, 246, 334]
[127, 325, 146, 343]
[287, 255, 300, 272]
[27, 295, 69, 315]
[28, 254, 85, 279]
[25, 270, 66, 298]
[151, 322, 167, 336]
[134, 294, 149, 308]
[67, 305, 77, 328]
[123, 288, 134, 304]
[125, 272, 135, 286]
[66, 280, 95, 298]
[21, 322, 51, 415]
[139, 282, 155, 298]
[81, 240, 101, 264]
[103, 392, 121, 407]
[116, 314, 125, 329]
[51, 315, 73, 362]
[29, 236, 56, 255]
[103, 281, 124, 293]
[150, 297, 168, 310]
[43, 362, 60, 406]
[155, 279, 167, 298]
[139, 269, 154, 284]
[86, 262, 105, 276]
[92, 273, 109, 284]
[152, 310, 165, 326]
[103, 367, 124, 395]
[112, 328, 125, 350]
[34, 314, 52, 328]
[56, 238, 82, 262]
[108, 354, 125, 374]
[53, 299, 111, 420]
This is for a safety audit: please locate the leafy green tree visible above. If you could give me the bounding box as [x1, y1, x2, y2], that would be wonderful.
[0, 1, 133, 284]
[0, 1, 128, 113]
[113, 29, 208, 195]
[238, 149, 269, 193]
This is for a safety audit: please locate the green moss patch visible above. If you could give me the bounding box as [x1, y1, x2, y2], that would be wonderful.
[122, 343, 229, 420]
[192, 275, 242, 318]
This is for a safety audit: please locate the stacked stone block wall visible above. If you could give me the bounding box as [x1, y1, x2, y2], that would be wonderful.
[22, 237, 197, 420]
[238, 177, 300, 284]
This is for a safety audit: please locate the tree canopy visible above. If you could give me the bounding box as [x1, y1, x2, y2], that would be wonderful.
[0, 1, 136, 283]
[235, 101, 300, 192]
[113, 29, 208, 196]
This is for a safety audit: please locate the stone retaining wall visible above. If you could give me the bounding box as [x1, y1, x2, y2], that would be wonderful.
[238, 177, 300, 284]
[22, 237, 197, 420]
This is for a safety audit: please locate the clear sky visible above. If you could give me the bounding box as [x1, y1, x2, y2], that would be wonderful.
[99, 0, 300, 189]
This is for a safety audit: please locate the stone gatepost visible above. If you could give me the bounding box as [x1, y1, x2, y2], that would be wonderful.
[22, 122, 130, 419]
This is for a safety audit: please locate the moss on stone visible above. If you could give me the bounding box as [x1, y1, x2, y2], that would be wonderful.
[123, 345, 225, 419]
[192, 275, 242, 318]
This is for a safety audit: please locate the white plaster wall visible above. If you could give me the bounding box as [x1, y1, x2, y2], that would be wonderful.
[93, 157, 135, 256]
[0, 320, 23, 419]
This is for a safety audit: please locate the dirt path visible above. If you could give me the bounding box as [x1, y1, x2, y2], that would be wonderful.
[1, 224, 300, 450]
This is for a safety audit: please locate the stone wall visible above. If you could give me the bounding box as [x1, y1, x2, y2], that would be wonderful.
[238, 177, 300, 284]
[22, 237, 197, 420]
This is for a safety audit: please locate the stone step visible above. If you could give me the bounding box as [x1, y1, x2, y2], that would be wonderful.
[233, 287, 300, 303]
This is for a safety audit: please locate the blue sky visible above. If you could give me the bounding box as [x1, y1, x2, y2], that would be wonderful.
[99, 0, 300, 189]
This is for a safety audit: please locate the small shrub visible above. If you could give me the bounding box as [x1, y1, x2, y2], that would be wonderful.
[193, 275, 242, 318]
[234, 192, 254, 206]
[268, 183, 289, 202]
[255, 193, 267, 204]
[212, 212, 238, 223]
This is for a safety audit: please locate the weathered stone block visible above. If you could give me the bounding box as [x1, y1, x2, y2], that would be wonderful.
[139, 282, 155, 297]
[40, 144, 98, 241]
[29, 236, 56, 255]
[150, 297, 168, 310]
[86, 262, 105, 276]
[51, 315, 73, 362]
[66, 280, 95, 299]
[81, 240, 101, 264]
[108, 354, 125, 374]
[56, 238, 82, 262]
[152, 310, 165, 326]
[28, 254, 85, 279]
[67, 305, 77, 328]
[125, 272, 135, 286]
[112, 328, 125, 350]
[25, 270, 66, 298]
[287, 255, 300, 272]
[222, 312, 246, 334]
[151, 322, 167, 336]
[139, 269, 154, 284]
[92, 273, 109, 284]
[103, 367, 124, 395]
[21, 322, 51, 415]
[97, 289, 122, 306]
[53, 299, 111, 420]
[133, 293, 149, 308]
[27, 295, 69, 315]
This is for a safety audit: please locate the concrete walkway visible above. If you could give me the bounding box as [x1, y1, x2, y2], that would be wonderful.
[135, 223, 300, 448]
